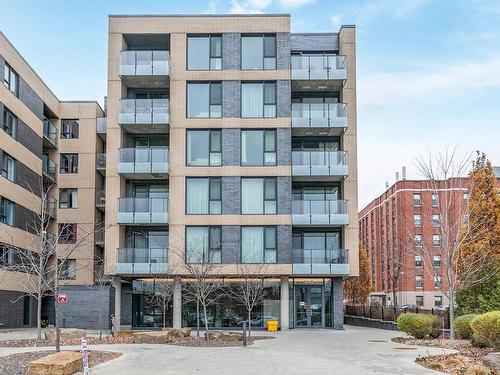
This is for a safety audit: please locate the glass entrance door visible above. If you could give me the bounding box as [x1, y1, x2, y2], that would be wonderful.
[295, 285, 323, 327]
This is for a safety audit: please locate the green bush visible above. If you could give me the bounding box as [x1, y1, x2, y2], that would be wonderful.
[454, 314, 477, 339]
[470, 311, 500, 349]
[397, 313, 440, 339]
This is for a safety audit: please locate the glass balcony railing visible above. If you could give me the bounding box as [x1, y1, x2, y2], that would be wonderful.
[46, 196, 57, 219]
[120, 51, 170, 76]
[117, 197, 168, 224]
[292, 199, 348, 225]
[96, 118, 107, 134]
[292, 248, 349, 275]
[116, 247, 168, 275]
[43, 119, 58, 148]
[96, 153, 106, 171]
[119, 99, 169, 125]
[292, 103, 347, 129]
[42, 155, 57, 182]
[44, 232, 56, 250]
[292, 150, 348, 177]
[291, 55, 347, 80]
[95, 225, 105, 246]
[118, 147, 169, 174]
[96, 190, 105, 208]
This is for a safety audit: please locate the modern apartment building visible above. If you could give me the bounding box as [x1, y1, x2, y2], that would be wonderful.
[0, 13, 358, 330]
[359, 171, 500, 309]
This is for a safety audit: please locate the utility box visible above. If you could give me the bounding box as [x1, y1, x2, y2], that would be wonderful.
[267, 320, 278, 332]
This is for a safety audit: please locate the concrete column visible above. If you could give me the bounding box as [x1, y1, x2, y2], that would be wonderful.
[333, 278, 344, 330]
[112, 276, 121, 332]
[280, 276, 289, 330]
[173, 277, 182, 329]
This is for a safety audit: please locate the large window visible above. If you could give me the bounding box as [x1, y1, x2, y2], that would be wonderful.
[241, 129, 276, 166]
[58, 223, 77, 244]
[60, 154, 78, 174]
[241, 34, 276, 70]
[187, 82, 222, 118]
[1, 153, 15, 182]
[241, 226, 277, 263]
[3, 63, 18, 96]
[186, 130, 221, 166]
[241, 177, 276, 214]
[3, 108, 18, 139]
[59, 189, 78, 209]
[186, 178, 221, 214]
[241, 82, 276, 118]
[187, 35, 222, 70]
[0, 198, 15, 226]
[185, 226, 221, 263]
[60, 119, 79, 139]
[59, 259, 76, 280]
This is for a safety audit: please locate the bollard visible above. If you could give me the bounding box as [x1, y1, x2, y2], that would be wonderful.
[81, 339, 89, 375]
[242, 321, 247, 347]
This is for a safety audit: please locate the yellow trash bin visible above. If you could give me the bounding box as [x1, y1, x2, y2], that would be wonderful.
[267, 320, 278, 332]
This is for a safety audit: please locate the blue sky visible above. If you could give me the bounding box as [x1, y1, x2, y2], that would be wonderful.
[1, 0, 499, 207]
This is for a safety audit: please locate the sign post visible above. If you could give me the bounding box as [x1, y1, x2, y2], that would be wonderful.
[57, 294, 68, 304]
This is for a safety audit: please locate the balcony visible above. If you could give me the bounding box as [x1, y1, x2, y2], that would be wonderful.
[118, 147, 168, 178]
[95, 225, 105, 247]
[119, 99, 169, 133]
[292, 151, 348, 179]
[42, 155, 57, 183]
[44, 232, 56, 250]
[96, 153, 106, 175]
[96, 118, 107, 141]
[292, 248, 349, 275]
[116, 248, 168, 275]
[46, 196, 57, 219]
[120, 51, 170, 89]
[117, 198, 168, 225]
[42, 119, 57, 149]
[292, 199, 348, 226]
[292, 103, 347, 136]
[96, 190, 105, 210]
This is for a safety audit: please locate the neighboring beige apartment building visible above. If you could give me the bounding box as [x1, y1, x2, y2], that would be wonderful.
[0, 14, 358, 331]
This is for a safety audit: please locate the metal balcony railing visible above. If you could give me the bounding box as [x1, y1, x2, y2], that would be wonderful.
[43, 119, 57, 148]
[42, 155, 57, 182]
[117, 197, 168, 224]
[120, 51, 170, 76]
[116, 247, 168, 274]
[118, 147, 169, 174]
[291, 55, 347, 80]
[291, 103, 347, 129]
[119, 99, 169, 125]
[292, 150, 348, 176]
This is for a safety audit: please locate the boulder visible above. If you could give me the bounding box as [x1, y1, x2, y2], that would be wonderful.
[27, 351, 82, 375]
[133, 331, 170, 344]
[178, 327, 192, 337]
[44, 329, 86, 342]
[207, 331, 242, 341]
[115, 330, 134, 339]
[483, 352, 500, 371]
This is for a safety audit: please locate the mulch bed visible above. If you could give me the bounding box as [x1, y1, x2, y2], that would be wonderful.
[392, 337, 496, 374]
[0, 350, 122, 375]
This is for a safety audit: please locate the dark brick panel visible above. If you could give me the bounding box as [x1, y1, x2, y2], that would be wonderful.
[222, 225, 240, 264]
[17, 118, 43, 157]
[15, 160, 42, 196]
[221, 176, 240, 215]
[0, 290, 36, 328]
[18, 77, 44, 120]
[222, 33, 240, 70]
[291, 34, 339, 51]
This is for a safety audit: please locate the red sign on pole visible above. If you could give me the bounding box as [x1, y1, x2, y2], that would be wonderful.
[57, 294, 68, 304]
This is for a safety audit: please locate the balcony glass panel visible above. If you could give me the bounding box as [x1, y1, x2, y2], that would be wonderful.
[291, 55, 346, 80]
[292, 200, 348, 225]
[117, 198, 168, 224]
[42, 155, 57, 182]
[96, 118, 107, 133]
[118, 147, 168, 174]
[116, 247, 168, 275]
[119, 99, 169, 125]
[292, 151, 348, 176]
[120, 51, 169, 76]
[43, 119, 57, 147]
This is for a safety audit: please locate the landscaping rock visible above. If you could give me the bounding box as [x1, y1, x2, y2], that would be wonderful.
[179, 327, 192, 337]
[44, 328, 86, 342]
[27, 351, 81, 375]
[483, 352, 500, 371]
[208, 331, 242, 341]
[115, 330, 134, 339]
[133, 331, 170, 344]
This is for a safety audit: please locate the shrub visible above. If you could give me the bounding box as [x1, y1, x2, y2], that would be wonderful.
[397, 313, 440, 339]
[471, 311, 500, 349]
[454, 314, 477, 339]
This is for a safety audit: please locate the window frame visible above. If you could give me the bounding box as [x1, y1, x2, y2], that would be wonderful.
[2, 107, 18, 139]
[240, 226, 277, 264]
[58, 223, 77, 244]
[1, 153, 16, 182]
[186, 129, 222, 166]
[58, 259, 76, 280]
[432, 214, 441, 227]
[413, 193, 422, 206]
[60, 153, 79, 174]
[433, 255, 442, 268]
[241, 177, 277, 215]
[0, 197, 15, 226]
[186, 34, 222, 71]
[59, 188, 78, 209]
[185, 226, 222, 264]
[413, 214, 422, 227]
[240, 129, 277, 166]
[3, 63, 19, 96]
[186, 82, 222, 118]
[415, 275, 424, 288]
[415, 255, 423, 268]
[185, 177, 222, 215]
[240, 81, 277, 118]
[434, 275, 442, 288]
[60, 119, 79, 139]
[414, 234, 423, 247]
[241, 34, 277, 70]
[432, 234, 441, 247]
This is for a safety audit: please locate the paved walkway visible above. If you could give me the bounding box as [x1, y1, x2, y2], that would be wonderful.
[0, 326, 451, 374]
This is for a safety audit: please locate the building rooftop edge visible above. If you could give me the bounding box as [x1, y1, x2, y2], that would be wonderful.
[109, 13, 291, 18]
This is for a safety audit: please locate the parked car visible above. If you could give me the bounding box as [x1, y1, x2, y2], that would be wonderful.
[400, 304, 420, 310]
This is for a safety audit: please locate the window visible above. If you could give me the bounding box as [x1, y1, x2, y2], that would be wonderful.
[187, 35, 222, 70]
[241, 129, 276, 166]
[1, 153, 15, 182]
[415, 275, 423, 288]
[413, 193, 421, 206]
[241, 226, 277, 263]
[0, 198, 15, 226]
[434, 275, 442, 288]
[3, 63, 18, 96]
[432, 193, 439, 206]
[432, 234, 441, 247]
[413, 214, 422, 227]
[59, 259, 76, 280]
[58, 223, 77, 244]
[416, 295, 424, 307]
[241, 34, 276, 70]
[59, 189, 78, 209]
[60, 119, 79, 139]
[434, 295, 443, 307]
[0, 245, 15, 267]
[186, 130, 221, 166]
[186, 178, 221, 214]
[241, 82, 276, 118]
[433, 255, 441, 268]
[185, 226, 221, 263]
[187, 82, 222, 118]
[432, 214, 441, 227]
[415, 255, 423, 268]
[414, 234, 423, 247]
[60, 154, 78, 174]
[241, 177, 277, 214]
[3, 108, 18, 138]
[463, 193, 469, 202]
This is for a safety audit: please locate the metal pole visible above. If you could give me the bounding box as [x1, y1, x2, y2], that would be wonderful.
[242, 321, 247, 347]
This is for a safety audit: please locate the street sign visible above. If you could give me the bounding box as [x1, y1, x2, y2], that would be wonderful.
[57, 294, 68, 304]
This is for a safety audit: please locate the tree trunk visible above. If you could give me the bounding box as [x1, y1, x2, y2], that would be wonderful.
[203, 303, 209, 341]
[162, 298, 166, 329]
[248, 310, 252, 338]
[37, 291, 42, 340]
[196, 299, 200, 337]
[99, 286, 103, 340]
[449, 290, 455, 340]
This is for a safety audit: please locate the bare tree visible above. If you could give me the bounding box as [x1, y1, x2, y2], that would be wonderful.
[415, 148, 496, 338]
[226, 264, 270, 337]
[144, 278, 174, 329]
[92, 244, 112, 340]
